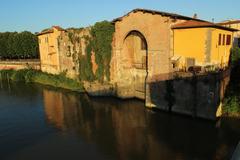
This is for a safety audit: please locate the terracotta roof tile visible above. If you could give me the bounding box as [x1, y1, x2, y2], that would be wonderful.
[52, 26, 66, 31]
[218, 20, 240, 25]
[37, 26, 66, 36]
[172, 20, 238, 31]
[112, 8, 205, 23]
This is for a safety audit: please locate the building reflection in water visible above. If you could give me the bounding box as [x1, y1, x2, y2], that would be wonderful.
[42, 88, 240, 160]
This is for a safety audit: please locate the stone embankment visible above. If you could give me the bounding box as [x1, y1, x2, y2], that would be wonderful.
[83, 81, 115, 96]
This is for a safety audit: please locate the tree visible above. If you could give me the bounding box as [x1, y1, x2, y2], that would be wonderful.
[0, 31, 39, 59]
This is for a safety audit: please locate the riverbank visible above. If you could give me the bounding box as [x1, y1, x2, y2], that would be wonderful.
[0, 69, 84, 92]
[222, 64, 240, 118]
[1, 68, 239, 119]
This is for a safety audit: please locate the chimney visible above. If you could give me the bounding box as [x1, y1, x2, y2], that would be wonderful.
[193, 13, 198, 19]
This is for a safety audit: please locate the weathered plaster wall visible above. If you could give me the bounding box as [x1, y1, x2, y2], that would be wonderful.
[58, 28, 90, 79]
[38, 28, 64, 74]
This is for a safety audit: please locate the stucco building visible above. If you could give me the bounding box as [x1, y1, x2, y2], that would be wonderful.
[172, 20, 236, 70]
[37, 26, 66, 74]
[218, 20, 240, 47]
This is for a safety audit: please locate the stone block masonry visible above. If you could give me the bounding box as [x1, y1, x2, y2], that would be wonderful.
[146, 69, 230, 120]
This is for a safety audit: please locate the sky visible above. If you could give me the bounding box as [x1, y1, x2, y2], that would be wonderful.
[0, 0, 239, 33]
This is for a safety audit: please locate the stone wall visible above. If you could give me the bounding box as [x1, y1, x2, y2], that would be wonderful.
[146, 69, 230, 120]
[57, 28, 95, 79]
[0, 60, 40, 70]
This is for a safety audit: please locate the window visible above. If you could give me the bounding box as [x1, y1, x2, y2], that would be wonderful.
[218, 34, 222, 45]
[223, 34, 225, 45]
[66, 46, 71, 57]
[226, 35, 231, 45]
[38, 39, 41, 44]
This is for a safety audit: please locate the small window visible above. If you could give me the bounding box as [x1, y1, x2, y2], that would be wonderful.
[66, 46, 71, 57]
[226, 35, 231, 45]
[218, 34, 222, 45]
[223, 34, 225, 45]
[38, 39, 41, 44]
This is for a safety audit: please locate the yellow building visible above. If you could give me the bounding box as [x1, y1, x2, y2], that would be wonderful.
[37, 26, 66, 74]
[172, 20, 237, 71]
[218, 20, 240, 47]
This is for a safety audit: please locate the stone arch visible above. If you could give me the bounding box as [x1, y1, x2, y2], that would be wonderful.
[123, 30, 148, 49]
[121, 30, 148, 99]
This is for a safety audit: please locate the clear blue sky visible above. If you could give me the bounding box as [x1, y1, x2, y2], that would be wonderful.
[0, 0, 239, 33]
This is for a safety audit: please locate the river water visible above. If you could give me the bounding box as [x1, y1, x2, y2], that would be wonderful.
[0, 81, 240, 160]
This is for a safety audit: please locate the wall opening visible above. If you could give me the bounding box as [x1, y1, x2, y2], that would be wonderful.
[123, 30, 148, 99]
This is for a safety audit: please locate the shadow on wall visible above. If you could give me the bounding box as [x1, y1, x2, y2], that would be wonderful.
[147, 70, 230, 120]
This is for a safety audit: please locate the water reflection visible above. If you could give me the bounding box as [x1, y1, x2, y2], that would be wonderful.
[43, 88, 240, 160]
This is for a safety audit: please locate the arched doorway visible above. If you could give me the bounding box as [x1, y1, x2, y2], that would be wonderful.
[122, 31, 148, 99]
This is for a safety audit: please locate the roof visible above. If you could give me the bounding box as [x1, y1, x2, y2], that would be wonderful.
[37, 26, 66, 36]
[172, 20, 238, 31]
[218, 20, 240, 25]
[52, 26, 65, 31]
[112, 8, 205, 23]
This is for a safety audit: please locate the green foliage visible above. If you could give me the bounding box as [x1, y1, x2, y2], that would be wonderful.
[222, 54, 240, 116]
[79, 55, 94, 81]
[0, 69, 84, 92]
[82, 21, 115, 83]
[0, 31, 39, 59]
[223, 96, 240, 114]
[0, 69, 14, 80]
[68, 32, 74, 44]
[10, 69, 29, 81]
[230, 47, 240, 66]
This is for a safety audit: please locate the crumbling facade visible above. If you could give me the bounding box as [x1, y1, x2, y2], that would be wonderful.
[37, 26, 92, 78]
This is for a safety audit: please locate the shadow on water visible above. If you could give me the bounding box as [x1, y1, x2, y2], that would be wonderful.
[0, 81, 240, 160]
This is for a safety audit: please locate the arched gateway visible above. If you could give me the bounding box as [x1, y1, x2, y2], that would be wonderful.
[122, 31, 148, 99]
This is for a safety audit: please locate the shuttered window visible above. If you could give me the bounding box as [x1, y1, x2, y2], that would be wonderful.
[218, 34, 222, 45]
[223, 34, 225, 45]
[226, 35, 231, 45]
